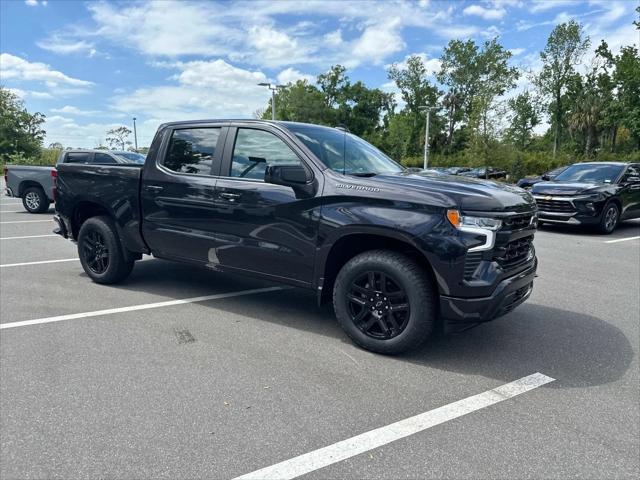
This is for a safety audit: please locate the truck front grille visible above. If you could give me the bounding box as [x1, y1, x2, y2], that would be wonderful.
[493, 235, 534, 270]
[501, 213, 534, 231]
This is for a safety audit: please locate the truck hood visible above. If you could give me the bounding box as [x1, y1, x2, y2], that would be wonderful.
[531, 181, 609, 196]
[333, 171, 536, 213]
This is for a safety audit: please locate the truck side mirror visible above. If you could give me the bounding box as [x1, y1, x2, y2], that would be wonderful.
[265, 165, 310, 186]
[541, 174, 550, 181]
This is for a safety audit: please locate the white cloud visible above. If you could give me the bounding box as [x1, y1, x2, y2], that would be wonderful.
[37, 36, 96, 56]
[277, 67, 314, 85]
[0, 53, 93, 88]
[529, 0, 579, 13]
[509, 48, 526, 56]
[25, 0, 38, 6]
[386, 52, 441, 77]
[463, 4, 506, 20]
[324, 30, 343, 48]
[243, 25, 308, 68]
[51, 105, 100, 116]
[7, 88, 53, 100]
[349, 18, 406, 67]
[110, 59, 270, 127]
[43, 118, 130, 148]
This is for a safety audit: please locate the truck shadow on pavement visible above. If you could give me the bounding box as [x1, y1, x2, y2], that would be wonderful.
[104, 259, 633, 390]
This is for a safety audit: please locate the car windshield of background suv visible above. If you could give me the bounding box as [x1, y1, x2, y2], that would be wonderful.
[553, 164, 624, 184]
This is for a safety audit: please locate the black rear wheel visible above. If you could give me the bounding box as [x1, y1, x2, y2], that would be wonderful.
[78, 216, 134, 284]
[333, 250, 436, 354]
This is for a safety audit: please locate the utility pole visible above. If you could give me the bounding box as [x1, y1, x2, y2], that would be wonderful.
[419, 106, 437, 170]
[132, 117, 138, 151]
[258, 83, 285, 120]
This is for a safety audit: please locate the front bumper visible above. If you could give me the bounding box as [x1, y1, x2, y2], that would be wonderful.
[533, 195, 604, 225]
[440, 258, 537, 328]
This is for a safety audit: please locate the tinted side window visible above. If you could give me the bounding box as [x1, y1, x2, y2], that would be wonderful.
[231, 129, 301, 181]
[623, 165, 639, 180]
[64, 152, 90, 164]
[164, 128, 221, 175]
[93, 153, 116, 164]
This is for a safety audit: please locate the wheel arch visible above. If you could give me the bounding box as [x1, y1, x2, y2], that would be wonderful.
[316, 228, 439, 305]
[18, 180, 45, 197]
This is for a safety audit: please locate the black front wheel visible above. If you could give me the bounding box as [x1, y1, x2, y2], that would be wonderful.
[78, 216, 134, 283]
[333, 250, 437, 354]
[598, 203, 619, 234]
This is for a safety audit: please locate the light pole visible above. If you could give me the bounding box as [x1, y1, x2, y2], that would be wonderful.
[132, 117, 138, 151]
[418, 106, 437, 170]
[258, 83, 285, 120]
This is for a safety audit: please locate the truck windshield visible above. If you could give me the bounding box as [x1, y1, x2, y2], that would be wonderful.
[286, 124, 404, 176]
[553, 164, 624, 184]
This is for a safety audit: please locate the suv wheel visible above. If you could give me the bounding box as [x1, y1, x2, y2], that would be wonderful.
[333, 250, 436, 354]
[78, 216, 135, 284]
[22, 187, 49, 213]
[598, 202, 619, 234]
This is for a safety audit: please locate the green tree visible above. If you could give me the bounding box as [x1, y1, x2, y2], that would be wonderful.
[535, 21, 590, 157]
[106, 126, 132, 150]
[387, 55, 441, 156]
[0, 87, 46, 162]
[506, 91, 540, 149]
[612, 45, 640, 149]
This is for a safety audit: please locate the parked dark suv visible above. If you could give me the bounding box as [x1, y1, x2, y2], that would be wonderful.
[531, 162, 640, 233]
[54, 120, 538, 354]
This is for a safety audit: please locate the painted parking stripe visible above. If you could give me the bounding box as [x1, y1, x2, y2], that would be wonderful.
[0, 219, 52, 224]
[0, 210, 24, 213]
[0, 234, 58, 240]
[233, 373, 555, 480]
[0, 286, 284, 330]
[0, 258, 78, 268]
[604, 236, 640, 244]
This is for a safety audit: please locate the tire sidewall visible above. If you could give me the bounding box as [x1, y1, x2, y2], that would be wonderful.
[334, 254, 434, 354]
[78, 217, 130, 283]
[22, 187, 47, 213]
[600, 202, 619, 234]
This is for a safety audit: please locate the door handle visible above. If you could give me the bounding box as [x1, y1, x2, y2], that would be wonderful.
[144, 185, 164, 193]
[219, 192, 241, 201]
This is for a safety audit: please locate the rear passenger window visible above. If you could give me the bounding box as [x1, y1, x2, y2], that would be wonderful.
[164, 128, 221, 175]
[65, 152, 90, 163]
[94, 153, 115, 164]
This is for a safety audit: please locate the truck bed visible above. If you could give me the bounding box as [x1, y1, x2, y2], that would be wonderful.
[5, 165, 55, 200]
[55, 163, 147, 253]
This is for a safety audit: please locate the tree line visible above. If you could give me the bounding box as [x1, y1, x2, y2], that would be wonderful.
[261, 18, 640, 175]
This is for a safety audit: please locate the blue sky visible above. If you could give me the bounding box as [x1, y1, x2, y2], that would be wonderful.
[1, 0, 637, 148]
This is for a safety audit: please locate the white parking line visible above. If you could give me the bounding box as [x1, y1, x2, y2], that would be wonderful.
[0, 286, 285, 330]
[233, 373, 555, 480]
[0, 219, 52, 224]
[0, 210, 24, 213]
[0, 258, 77, 268]
[604, 236, 640, 244]
[0, 234, 58, 240]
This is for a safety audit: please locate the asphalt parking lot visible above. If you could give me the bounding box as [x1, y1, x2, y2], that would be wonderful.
[1, 191, 639, 479]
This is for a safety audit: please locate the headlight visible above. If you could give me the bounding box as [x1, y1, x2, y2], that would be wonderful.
[446, 209, 501, 252]
[446, 210, 502, 231]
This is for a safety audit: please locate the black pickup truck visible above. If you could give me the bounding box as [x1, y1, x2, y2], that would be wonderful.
[54, 120, 538, 354]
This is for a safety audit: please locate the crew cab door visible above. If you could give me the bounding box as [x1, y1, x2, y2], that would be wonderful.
[141, 124, 227, 262]
[208, 125, 320, 285]
[618, 163, 640, 219]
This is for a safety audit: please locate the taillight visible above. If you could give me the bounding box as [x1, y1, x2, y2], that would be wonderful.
[51, 169, 58, 202]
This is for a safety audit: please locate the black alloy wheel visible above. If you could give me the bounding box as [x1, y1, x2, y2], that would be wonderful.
[347, 270, 410, 340]
[599, 203, 619, 234]
[82, 230, 110, 274]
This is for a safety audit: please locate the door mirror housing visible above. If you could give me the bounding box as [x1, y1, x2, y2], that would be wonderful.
[541, 174, 551, 181]
[265, 165, 310, 186]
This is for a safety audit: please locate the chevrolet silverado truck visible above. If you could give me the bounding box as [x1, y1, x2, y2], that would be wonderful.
[532, 162, 640, 233]
[54, 120, 538, 354]
[4, 150, 145, 213]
